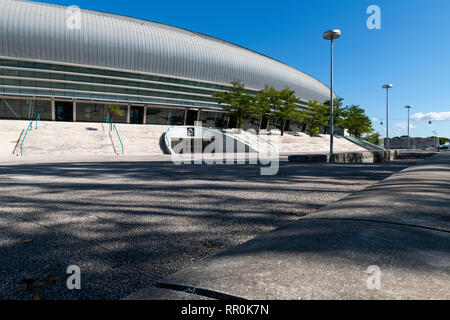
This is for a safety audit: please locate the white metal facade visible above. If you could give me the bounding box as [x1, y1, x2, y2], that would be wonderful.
[0, 0, 331, 103]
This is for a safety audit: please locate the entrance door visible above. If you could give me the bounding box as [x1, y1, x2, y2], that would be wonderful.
[130, 106, 144, 124]
[55, 101, 73, 122]
[185, 110, 198, 126]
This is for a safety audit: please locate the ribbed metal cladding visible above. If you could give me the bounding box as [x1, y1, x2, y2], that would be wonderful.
[0, 0, 331, 102]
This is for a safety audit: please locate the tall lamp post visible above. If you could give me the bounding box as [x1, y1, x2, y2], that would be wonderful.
[382, 84, 393, 149]
[405, 105, 413, 149]
[323, 29, 341, 157]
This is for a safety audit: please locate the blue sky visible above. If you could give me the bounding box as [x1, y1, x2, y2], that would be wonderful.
[40, 0, 450, 138]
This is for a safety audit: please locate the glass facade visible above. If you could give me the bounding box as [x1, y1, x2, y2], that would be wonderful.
[0, 98, 51, 120]
[0, 58, 309, 130]
[198, 111, 228, 128]
[76, 103, 127, 123]
[0, 58, 238, 109]
[146, 107, 185, 125]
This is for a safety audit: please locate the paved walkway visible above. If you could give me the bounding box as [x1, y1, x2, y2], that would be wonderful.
[128, 152, 450, 300]
[2, 157, 412, 299]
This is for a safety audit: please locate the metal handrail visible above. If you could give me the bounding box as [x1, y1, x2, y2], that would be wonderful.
[35, 113, 40, 129]
[20, 121, 33, 156]
[345, 135, 386, 151]
[112, 124, 124, 155]
[106, 114, 112, 131]
[165, 126, 174, 149]
[360, 137, 382, 147]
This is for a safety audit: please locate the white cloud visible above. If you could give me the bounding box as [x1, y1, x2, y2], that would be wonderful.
[394, 122, 416, 130]
[411, 111, 450, 122]
[372, 117, 379, 123]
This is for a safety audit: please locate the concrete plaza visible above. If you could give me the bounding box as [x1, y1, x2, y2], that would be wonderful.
[0, 156, 417, 299]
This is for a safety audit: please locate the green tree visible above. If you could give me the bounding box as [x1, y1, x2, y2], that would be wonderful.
[252, 85, 280, 129]
[322, 98, 345, 133]
[364, 132, 381, 145]
[438, 137, 449, 145]
[213, 80, 253, 130]
[341, 105, 373, 138]
[298, 100, 329, 137]
[107, 104, 125, 123]
[273, 86, 300, 136]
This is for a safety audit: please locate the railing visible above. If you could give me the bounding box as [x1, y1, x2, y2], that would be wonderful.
[112, 124, 124, 156]
[212, 128, 252, 149]
[106, 114, 112, 131]
[20, 121, 33, 156]
[165, 126, 174, 151]
[345, 135, 386, 151]
[215, 128, 274, 153]
[20, 113, 41, 156]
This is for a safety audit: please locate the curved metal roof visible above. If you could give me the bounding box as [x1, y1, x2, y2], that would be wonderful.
[0, 0, 331, 102]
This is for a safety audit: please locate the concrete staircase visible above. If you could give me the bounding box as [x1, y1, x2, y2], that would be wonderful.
[16, 121, 115, 157]
[112, 123, 170, 155]
[277, 133, 367, 154]
[0, 120, 29, 156]
[231, 130, 366, 154]
[0, 120, 365, 158]
[1, 121, 170, 157]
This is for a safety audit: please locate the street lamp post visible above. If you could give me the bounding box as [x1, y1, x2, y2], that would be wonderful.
[323, 29, 341, 158]
[405, 105, 413, 149]
[382, 84, 393, 150]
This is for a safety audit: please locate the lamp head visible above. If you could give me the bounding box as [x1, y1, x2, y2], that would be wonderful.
[382, 84, 393, 89]
[323, 29, 341, 40]
[405, 105, 413, 109]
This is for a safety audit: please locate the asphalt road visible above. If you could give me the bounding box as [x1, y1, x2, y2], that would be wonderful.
[0, 158, 415, 299]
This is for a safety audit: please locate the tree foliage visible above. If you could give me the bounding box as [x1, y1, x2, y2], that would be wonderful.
[107, 104, 125, 123]
[273, 87, 300, 136]
[322, 98, 345, 132]
[253, 85, 280, 122]
[297, 100, 328, 136]
[215, 81, 302, 134]
[213, 80, 253, 129]
[212, 81, 373, 139]
[364, 132, 381, 145]
[341, 105, 373, 137]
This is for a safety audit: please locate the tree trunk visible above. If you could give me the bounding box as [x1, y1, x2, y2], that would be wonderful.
[237, 116, 243, 131]
[281, 119, 286, 136]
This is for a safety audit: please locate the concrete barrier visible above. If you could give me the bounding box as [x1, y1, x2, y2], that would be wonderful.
[287, 154, 328, 163]
[288, 150, 400, 164]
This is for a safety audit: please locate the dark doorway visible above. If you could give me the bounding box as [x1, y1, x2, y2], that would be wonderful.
[185, 110, 198, 126]
[228, 115, 237, 129]
[55, 101, 73, 122]
[261, 117, 269, 130]
[284, 120, 291, 132]
[130, 106, 144, 124]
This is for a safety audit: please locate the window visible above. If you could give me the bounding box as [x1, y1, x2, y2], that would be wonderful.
[146, 107, 185, 125]
[198, 111, 227, 128]
[0, 98, 51, 120]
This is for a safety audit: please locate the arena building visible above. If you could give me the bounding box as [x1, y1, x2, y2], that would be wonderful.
[0, 0, 331, 130]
